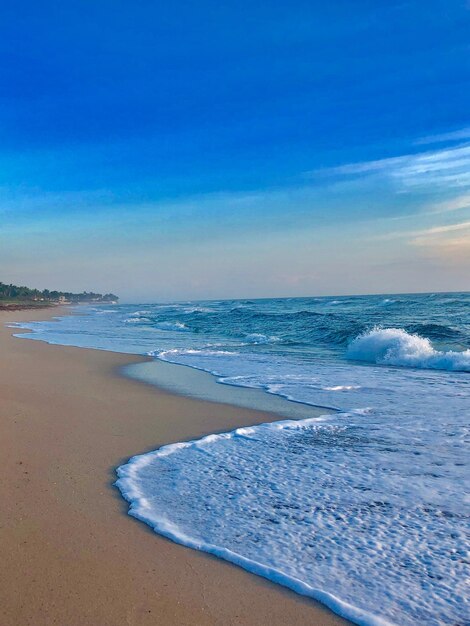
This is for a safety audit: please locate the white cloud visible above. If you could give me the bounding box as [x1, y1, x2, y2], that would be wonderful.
[412, 221, 470, 238]
[318, 142, 470, 191]
[371, 219, 470, 249]
[309, 126, 470, 195]
[370, 220, 470, 264]
[415, 127, 470, 145]
[313, 144, 470, 191]
[411, 221, 470, 262]
[427, 193, 470, 214]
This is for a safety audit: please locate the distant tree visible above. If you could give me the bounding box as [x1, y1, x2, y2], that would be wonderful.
[0, 281, 118, 303]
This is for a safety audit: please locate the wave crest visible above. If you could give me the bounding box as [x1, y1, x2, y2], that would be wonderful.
[155, 321, 188, 332]
[245, 333, 280, 344]
[347, 328, 470, 372]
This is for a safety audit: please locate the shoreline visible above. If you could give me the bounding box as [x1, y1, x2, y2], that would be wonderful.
[0, 302, 60, 312]
[1, 307, 350, 625]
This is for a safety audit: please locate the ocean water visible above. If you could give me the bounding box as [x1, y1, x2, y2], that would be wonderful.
[12, 293, 470, 626]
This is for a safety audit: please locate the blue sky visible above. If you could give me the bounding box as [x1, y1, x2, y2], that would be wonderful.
[1, 0, 469, 300]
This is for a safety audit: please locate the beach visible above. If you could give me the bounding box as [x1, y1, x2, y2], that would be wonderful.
[1, 307, 349, 626]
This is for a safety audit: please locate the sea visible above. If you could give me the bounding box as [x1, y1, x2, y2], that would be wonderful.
[11, 292, 470, 626]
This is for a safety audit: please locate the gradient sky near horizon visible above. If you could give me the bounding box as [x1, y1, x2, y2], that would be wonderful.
[1, 0, 469, 301]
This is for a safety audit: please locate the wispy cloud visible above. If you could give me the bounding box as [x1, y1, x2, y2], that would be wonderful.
[377, 219, 470, 262]
[309, 126, 470, 195]
[317, 142, 470, 191]
[427, 193, 470, 214]
[372, 219, 470, 244]
[415, 127, 470, 145]
[412, 221, 470, 238]
[411, 221, 470, 261]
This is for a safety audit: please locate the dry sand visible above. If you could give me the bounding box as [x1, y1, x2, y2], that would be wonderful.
[0, 307, 351, 626]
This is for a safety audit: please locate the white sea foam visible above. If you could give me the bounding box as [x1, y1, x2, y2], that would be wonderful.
[182, 306, 215, 313]
[155, 347, 234, 359]
[124, 316, 151, 324]
[245, 333, 280, 344]
[116, 403, 469, 626]
[154, 321, 188, 332]
[347, 327, 470, 371]
[323, 385, 361, 391]
[121, 341, 470, 625]
[118, 315, 189, 331]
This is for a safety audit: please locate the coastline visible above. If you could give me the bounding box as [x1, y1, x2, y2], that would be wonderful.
[0, 302, 60, 312]
[1, 307, 350, 626]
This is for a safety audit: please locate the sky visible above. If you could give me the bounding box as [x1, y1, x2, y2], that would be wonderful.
[1, 0, 469, 301]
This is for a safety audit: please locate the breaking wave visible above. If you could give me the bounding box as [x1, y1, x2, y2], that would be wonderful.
[347, 328, 470, 372]
[244, 333, 281, 344]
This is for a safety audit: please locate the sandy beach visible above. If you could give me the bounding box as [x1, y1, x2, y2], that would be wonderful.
[1, 307, 350, 626]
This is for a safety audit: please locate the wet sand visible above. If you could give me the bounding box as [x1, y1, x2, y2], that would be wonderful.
[0, 307, 351, 626]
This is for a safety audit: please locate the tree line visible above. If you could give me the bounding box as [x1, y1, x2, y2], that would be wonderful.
[0, 281, 118, 303]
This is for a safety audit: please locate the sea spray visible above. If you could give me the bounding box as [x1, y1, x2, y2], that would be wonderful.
[347, 327, 470, 371]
